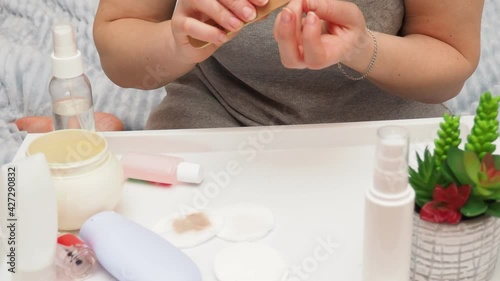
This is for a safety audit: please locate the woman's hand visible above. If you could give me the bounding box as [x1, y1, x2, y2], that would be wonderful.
[171, 0, 270, 63]
[273, 0, 373, 70]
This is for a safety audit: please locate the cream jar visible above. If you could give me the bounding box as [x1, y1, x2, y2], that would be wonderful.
[27, 129, 124, 231]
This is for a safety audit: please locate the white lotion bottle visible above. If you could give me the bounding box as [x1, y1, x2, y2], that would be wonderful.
[79, 211, 202, 281]
[121, 152, 204, 184]
[50, 23, 95, 131]
[362, 126, 415, 281]
[0, 153, 58, 281]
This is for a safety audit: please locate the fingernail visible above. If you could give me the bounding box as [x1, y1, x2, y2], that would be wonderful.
[243, 6, 256, 21]
[306, 12, 317, 25]
[258, 0, 269, 5]
[307, 0, 318, 11]
[281, 8, 292, 24]
[229, 16, 243, 30]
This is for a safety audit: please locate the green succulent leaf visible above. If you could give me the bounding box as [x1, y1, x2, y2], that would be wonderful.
[465, 91, 500, 159]
[447, 147, 474, 185]
[484, 192, 500, 200]
[476, 186, 494, 197]
[477, 171, 489, 182]
[435, 139, 445, 147]
[410, 168, 427, 186]
[409, 148, 439, 203]
[465, 143, 475, 151]
[461, 196, 488, 217]
[464, 150, 482, 183]
[438, 160, 459, 186]
[485, 203, 500, 217]
[433, 113, 461, 170]
[481, 180, 500, 190]
[416, 197, 432, 208]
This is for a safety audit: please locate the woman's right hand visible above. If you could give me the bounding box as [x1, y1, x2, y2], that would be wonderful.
[170, 0, 269, 63]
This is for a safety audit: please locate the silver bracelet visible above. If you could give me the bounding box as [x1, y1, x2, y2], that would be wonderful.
[338, 28, 378, 81]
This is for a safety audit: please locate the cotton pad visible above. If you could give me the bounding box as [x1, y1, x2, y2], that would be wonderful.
[216, 203, 276, 242]
[214, 242, 287, 281]
[153, 210, 224, 248]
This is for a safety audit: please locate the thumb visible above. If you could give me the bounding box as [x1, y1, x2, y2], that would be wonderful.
[15, 116, 53, 133]
[305, 0, 364, 28]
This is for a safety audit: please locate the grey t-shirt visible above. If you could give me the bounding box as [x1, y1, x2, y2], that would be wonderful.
[146, 0, 447, 129]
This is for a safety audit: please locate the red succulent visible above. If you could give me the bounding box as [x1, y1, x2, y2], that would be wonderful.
[473, 154, 500, 197]
[481, 154, 500, 179]
[420, 183, 471, 224]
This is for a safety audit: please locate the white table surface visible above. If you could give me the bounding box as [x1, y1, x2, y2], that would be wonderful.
[4, 116, 500, 281]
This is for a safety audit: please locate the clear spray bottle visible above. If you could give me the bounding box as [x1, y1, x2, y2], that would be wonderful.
[49, 23, 95, 131]
[362, 126, 415, 281]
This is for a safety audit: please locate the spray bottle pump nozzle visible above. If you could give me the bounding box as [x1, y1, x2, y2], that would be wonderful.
[52, 24, 78, 58]
[51, 23, 84, 79]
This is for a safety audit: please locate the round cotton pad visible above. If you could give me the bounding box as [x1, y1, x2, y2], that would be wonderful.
[214, 242, 287, 281]
[216, 203, 276, 242]
[153, 210, 224, 248]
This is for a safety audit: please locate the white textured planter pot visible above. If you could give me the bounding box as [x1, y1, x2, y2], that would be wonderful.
[410, 214, 500, 281]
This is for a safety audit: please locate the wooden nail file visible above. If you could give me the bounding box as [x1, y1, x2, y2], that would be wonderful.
[188, 0, 291, 48]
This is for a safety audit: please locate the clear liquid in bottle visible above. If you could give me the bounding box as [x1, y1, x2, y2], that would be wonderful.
[52, 98, 95, 131]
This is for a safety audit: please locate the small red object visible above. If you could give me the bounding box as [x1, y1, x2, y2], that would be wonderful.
[420, 201, 462, 224]
[58, 233, 84, 247]
[420, 183, 471, 224]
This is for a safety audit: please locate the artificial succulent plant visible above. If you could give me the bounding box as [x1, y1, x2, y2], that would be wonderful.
[409, 91, 500, 224]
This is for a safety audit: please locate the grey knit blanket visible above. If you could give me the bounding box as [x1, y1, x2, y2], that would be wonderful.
[1, 0, 499, 165]
[0, 0, 166, 164]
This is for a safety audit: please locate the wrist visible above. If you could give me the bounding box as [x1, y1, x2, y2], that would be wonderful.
[338, 28, 378, 80]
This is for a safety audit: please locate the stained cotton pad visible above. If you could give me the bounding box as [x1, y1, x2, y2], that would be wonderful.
[216, 203, 275, 242]
[153, 210, 224, 248]
[214, 242, 287, 281]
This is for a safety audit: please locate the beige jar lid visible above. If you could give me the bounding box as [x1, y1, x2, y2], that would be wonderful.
[27, 130, 108, 171]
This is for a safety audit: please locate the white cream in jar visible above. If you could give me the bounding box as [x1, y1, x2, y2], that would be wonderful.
[27, 129, 124, 230]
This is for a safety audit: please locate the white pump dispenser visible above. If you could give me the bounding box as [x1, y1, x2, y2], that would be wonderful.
[362, 126, 415, 281]
[49, 23, 95, 131]
[51, 24, 84, 79]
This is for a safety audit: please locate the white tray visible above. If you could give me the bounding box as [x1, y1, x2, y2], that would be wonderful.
[11, 116, 500, 281]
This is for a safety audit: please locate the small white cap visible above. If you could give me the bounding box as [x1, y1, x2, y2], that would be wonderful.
[177, 162, 204, 184]
[51, 24, 83, 79]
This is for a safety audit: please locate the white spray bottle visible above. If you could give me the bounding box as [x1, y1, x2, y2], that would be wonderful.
[362, 126, 415, 281]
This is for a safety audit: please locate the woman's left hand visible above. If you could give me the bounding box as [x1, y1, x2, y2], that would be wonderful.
[273, 0, 372, 70]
